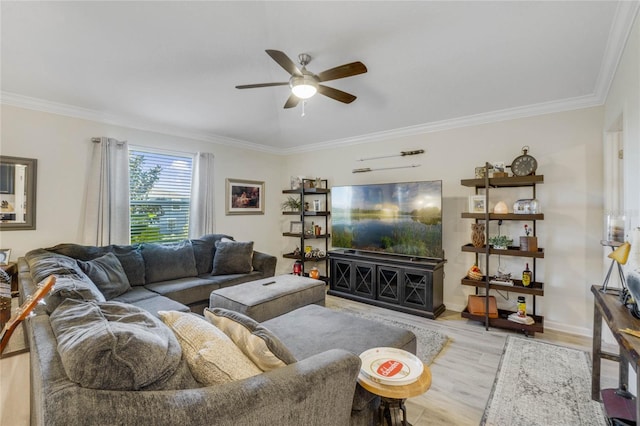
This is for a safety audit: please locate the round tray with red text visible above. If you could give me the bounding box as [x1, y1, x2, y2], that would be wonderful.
[359, 347, 423, 386]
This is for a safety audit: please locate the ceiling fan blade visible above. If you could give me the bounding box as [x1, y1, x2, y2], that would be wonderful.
[317, 85, 357, 104]
[284, 94, 300, 109]
[265, 50, 302, 76]
[317, 62, 367, 82]
[236, 82, 289, 89]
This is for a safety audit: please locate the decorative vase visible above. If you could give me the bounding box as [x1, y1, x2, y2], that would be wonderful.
[471, 223, 485, 248]
[519, 236, 538, 252]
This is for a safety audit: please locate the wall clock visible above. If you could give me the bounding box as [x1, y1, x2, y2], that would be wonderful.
[510, 146, 538, 176]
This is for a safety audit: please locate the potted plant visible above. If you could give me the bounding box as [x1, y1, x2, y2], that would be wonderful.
[281, 196, 302, 212]
[519, 224, 538, 252]
[488, 235, 513, 250]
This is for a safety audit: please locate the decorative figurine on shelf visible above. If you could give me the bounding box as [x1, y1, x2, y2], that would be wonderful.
[309, 267, 320, 279]
[293, 260, 303, 276]
[519, 224, 538, 252]
[467, 264, 483, 280]
[471, 223, 485, 248]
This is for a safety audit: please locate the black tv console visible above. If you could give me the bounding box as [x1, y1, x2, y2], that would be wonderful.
[328, 249, 446, 319]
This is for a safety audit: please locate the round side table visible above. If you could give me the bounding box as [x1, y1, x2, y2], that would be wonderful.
[357, 361, 431, 426]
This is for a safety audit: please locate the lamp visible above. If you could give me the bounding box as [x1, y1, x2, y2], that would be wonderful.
[601, 241, 631, 293]
[609, 242, 631, 265]
[290, 74, 318, 99]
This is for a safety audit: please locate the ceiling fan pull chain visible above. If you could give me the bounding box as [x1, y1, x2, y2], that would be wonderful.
[301, 100, 306, 117]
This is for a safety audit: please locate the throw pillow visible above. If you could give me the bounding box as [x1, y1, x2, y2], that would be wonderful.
[204, 307, 297, 371]
[158, 310, 261, 385]
[211, 239, 254, 275]
[190, 234, 233, 275]
[44, 272, 106, 314]
[141, 241, 198, 283]
[77, 252, 132, 300]
[50, 299, 182, 390]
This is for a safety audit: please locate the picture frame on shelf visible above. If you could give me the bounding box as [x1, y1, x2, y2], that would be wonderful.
[469, 195, 486, 213]
[290, 221, 303, 234]
[0, 249, 10, 266]
[290, 176, 301, 190]
[225, 178, 265, 215]
[474, 167, 486, 179]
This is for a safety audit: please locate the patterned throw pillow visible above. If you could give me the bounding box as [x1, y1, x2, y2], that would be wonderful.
[204, 307, 297, 371]
[158, 310, 261, 385]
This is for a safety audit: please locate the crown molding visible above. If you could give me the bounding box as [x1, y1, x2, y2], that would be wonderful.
[281, 93, 603, 155]
[2, 89, 604, 157]
[593, 0, 640, 103]
[0, 91, 281, 154]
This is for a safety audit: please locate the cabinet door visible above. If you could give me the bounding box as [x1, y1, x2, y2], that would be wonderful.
[402, 268, 432, 310]
[331, 259, 352, 293]
[377, 266, 401, 303]
[353, 262, 375, 299]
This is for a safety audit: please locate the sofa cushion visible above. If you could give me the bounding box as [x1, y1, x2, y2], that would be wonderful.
[211, 239, 254, 275]
[46, 243, 146, 286]
[44, 272, 106, 314]
[158, 310, 261, 385]
[50, 299, 182, 391]
[191, 234, 232, 275]
[204, 307, 297, 371]
[142, 241, 198, 283]
[77, 252, 131, 300]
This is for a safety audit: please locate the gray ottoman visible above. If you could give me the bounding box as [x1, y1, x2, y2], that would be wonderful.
[209, 274, 326, 322]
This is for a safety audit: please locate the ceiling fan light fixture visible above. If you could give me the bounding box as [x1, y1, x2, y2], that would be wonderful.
[290, 75, 318, 99]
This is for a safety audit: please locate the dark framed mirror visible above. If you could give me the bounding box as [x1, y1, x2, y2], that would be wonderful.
[0, 156, 37, 230]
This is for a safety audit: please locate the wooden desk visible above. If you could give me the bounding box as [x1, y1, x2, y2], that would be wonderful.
[591, 285, 639, 422]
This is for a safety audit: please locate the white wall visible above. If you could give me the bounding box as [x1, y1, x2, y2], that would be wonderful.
[0, 105, 284, 261]
[0, 103, 608, 336]
[285, 107, 605, 336]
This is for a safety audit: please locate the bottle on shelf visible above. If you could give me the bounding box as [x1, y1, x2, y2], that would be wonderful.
[522, 263, 532, 287]
[517, 296, 526, 317]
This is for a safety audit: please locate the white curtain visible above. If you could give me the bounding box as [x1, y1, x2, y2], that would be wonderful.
[82, 137, 130, 245]
[189, 152, 215, 238]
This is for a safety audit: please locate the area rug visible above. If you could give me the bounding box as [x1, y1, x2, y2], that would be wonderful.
[329, 305, 449, 365]
[481, 336, 606, 426]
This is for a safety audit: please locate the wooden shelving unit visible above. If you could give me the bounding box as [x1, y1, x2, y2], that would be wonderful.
[460, 165, 545, 336]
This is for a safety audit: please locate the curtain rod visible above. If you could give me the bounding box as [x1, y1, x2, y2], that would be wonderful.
[91, 137, 126, 145]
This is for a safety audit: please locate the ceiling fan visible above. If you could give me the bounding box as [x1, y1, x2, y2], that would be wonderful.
[236, 49, 367, 109]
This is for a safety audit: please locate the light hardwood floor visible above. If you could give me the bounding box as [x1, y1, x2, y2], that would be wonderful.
[325, 294, 619, 426]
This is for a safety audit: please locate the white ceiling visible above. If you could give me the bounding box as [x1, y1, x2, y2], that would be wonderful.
[1, 1, 638, 153]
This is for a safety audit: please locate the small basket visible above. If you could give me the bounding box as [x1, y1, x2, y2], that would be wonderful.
[467, 270, 483, 281]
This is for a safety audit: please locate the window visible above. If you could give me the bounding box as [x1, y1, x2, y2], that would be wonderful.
[129, 149, 193, 244]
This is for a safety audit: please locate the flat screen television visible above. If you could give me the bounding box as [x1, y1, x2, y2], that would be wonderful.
[331, 180, 443, 259]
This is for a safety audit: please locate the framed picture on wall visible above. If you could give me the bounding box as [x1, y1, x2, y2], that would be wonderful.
[225, 178, 265, 215]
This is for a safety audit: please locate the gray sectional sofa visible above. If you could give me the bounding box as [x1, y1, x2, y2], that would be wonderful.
[18, 234, 417, 426]
[33, 233, 277, 314]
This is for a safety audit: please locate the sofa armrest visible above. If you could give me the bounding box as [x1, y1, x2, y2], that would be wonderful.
[39, 348, 360, 426]
[252, 250, 277, 277]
